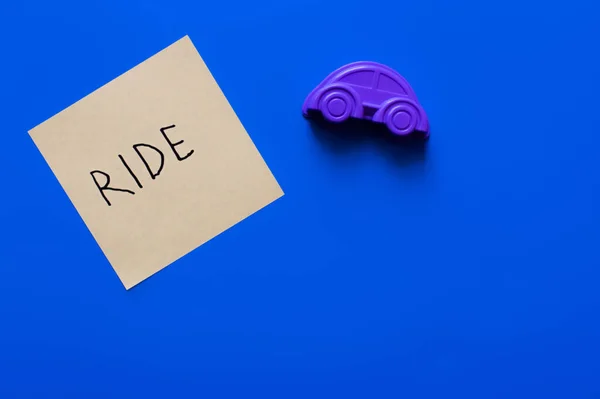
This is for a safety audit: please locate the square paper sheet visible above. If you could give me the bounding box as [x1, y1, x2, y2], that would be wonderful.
[29, 36, 284, 289]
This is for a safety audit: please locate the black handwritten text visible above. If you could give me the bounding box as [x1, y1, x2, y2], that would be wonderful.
[91, 124, 194, 206]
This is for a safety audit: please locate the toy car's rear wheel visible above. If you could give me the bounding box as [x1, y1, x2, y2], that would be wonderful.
[383, 100, 420, 136]
[318, 88, 356, 123]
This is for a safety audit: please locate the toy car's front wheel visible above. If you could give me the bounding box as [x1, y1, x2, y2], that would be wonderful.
[318, 87, 357, 123]
[380, 99, 424, 136]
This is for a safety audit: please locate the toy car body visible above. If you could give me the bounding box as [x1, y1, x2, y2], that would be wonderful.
[302, 61, 429, 137]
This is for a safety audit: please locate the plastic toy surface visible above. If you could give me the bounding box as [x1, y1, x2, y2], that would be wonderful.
[302, 61, 429, 138]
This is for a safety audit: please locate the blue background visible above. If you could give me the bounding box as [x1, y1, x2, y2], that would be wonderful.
[1, 0, 600, 397]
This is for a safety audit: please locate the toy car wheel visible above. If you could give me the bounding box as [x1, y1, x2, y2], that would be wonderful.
[383, 100, 420, 136]
[318, 88, 356, 123]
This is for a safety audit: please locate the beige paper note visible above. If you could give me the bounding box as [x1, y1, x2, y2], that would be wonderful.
[29, 36, 284, 289]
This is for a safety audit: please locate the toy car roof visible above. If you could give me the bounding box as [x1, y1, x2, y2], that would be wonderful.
[316, 61, 419, 101]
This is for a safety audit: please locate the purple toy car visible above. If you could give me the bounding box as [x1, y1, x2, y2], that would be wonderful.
[302, 61, 429, 137]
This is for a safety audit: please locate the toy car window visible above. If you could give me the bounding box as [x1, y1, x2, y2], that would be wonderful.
[338, 70, 374, 87]
[377, 73, 407, 95]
